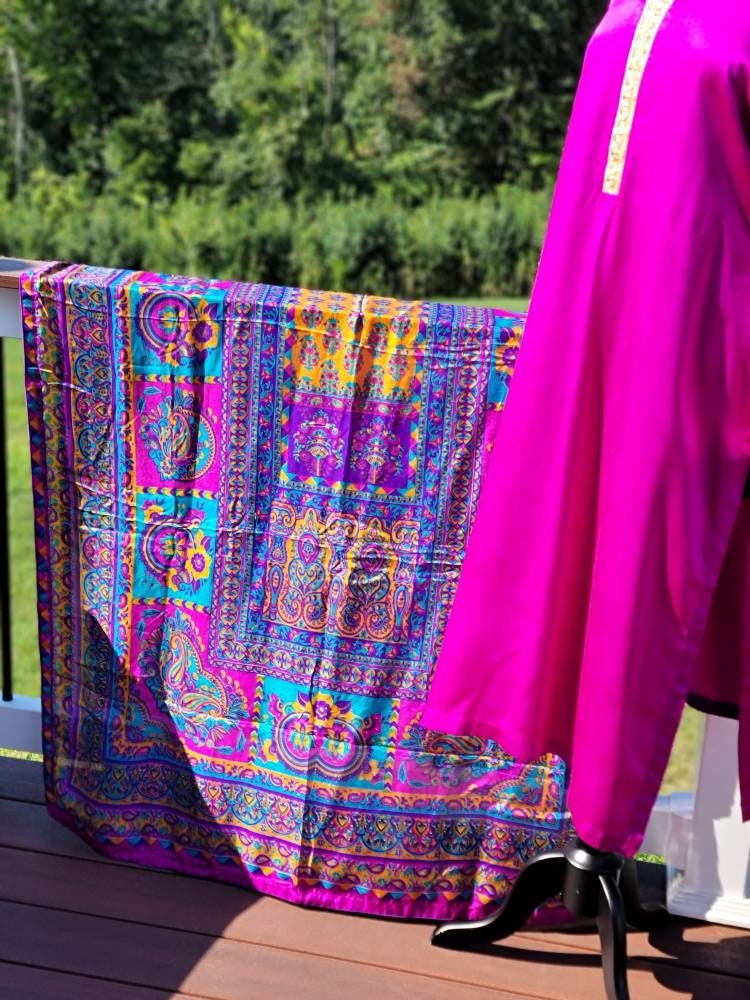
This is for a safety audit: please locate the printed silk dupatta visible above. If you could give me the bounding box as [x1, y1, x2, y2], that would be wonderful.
[22, 262, 568, 919]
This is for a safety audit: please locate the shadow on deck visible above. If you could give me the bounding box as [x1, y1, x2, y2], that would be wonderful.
[1, 755, 749, 1000]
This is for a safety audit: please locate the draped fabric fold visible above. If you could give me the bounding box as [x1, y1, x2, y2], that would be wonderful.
[22, 262, 569, 919]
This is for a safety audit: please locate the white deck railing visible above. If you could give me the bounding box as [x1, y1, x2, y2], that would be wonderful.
[0, 259, 42, 754]
[0, 257, 747, 926]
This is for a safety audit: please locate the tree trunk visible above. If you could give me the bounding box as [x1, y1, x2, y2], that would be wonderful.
[6, 43, 25, 194]
[323, 0, 337, 149]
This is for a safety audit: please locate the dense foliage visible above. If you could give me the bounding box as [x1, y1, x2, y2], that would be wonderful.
[0, 0, 605, 295]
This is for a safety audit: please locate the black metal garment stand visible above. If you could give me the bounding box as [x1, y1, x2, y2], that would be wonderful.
[431, 836, 668, 1000]
[430, 442, 750, 997]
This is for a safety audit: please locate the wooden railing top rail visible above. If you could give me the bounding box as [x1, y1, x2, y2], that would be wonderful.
[0, 257, 46, 290]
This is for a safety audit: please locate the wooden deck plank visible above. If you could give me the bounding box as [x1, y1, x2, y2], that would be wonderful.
[0, 962, 211, 1000]
[0, 756, 45, 805]
[3, 898, 748, 1000]
[3, 755, 750, 1000]
[522, 922, 750, 979]
[0, 901, 531, 1000]
[2, 845, 750, 1000]
[2, 821, 748, 977]
[0, 843, 258, 936]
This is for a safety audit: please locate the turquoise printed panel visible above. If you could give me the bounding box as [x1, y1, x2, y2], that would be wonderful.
[254, 673, 398, 791]
[487, 313, 524, 408]
[132, 490, 217, 608]
[130, 278, 225, 378]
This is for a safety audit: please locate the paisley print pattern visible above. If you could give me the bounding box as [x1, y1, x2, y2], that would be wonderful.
[22, 263, 571, 923]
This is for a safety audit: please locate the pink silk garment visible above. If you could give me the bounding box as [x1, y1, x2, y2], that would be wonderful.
[422, 0, 750, 857]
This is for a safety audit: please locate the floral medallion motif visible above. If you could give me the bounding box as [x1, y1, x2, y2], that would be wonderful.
[259, 684, 387, 784]
[350, 416, 404, 485]
[137, 291, 220, 367]
[293, 409, 345, 477]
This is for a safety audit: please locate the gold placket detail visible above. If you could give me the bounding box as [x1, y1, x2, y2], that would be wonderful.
[603, 0, 676, 196]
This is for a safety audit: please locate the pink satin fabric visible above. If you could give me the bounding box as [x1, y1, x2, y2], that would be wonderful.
[422, 0, 750, 856]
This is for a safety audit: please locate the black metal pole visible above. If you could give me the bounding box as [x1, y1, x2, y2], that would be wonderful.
[0, 336, 12, 701]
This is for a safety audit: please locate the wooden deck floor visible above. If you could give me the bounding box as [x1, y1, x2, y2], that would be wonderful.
[2, 756, 749, 1000]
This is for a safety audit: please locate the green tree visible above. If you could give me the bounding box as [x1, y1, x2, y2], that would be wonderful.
[0, 0, 606, 292]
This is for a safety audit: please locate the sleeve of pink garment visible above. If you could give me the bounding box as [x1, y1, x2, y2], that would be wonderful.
[421, 0, 750, 857]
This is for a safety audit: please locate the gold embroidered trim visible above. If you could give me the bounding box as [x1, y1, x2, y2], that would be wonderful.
[603, 0, 676, 196]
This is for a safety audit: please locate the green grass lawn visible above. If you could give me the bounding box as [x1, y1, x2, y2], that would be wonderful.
[4, 337, 39, 700]
[451, 296, 530, 313]
[2, 299, 702, 794]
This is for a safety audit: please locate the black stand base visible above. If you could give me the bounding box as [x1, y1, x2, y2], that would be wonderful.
[431, 837, 668, 1000]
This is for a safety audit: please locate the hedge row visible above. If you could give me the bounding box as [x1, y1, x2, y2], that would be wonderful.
[1, 172, 550, 299]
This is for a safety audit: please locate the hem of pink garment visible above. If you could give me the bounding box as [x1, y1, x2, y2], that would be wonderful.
[46, 800, 573, 927]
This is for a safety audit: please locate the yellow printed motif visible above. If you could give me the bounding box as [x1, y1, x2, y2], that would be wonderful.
[603, 0, 676, 196]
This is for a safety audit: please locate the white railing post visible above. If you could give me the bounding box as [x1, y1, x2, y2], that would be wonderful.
[640, 715, 750, 929]
[0, 257, 42, 754]
[662, 716, 750, 927]
[0, 274, 22, 338]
